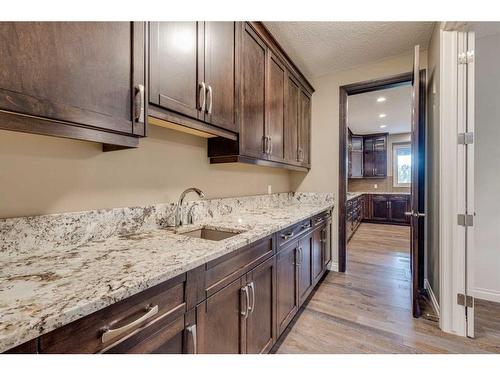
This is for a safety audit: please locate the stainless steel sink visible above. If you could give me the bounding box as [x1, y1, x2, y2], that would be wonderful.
[181, 227, 240, 241]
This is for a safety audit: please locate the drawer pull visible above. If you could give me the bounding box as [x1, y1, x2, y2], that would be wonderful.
[186, 324, 197, 354]
[101, 304, 159, 344]
[301, 223, 311, 230]
[248, 282, 255, 314]
[241, 285, 250, 318]
[281, 231, 294, 240]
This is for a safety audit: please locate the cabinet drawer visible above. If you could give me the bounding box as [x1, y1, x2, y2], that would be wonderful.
[278, 219, 312, 248]
[39, 274, 187, 353]
[104, 313, 185, 354]
[312, 211, 331, 228]
[205, 236, 274, 297]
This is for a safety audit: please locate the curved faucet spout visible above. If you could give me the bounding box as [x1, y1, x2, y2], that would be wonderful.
[175, 188, 205, 227]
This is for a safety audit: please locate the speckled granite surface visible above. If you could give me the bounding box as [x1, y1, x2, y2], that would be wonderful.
[0, 192, 333, 352]
[347, 191, 410, 201]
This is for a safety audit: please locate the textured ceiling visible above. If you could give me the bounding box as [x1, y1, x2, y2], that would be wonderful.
[263, 22, 435, 79]
[348, 84, 411, 135]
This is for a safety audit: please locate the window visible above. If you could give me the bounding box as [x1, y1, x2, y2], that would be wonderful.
[393, 143, 411, 187]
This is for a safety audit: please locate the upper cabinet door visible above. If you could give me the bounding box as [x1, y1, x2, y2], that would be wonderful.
[0, 22, 146, 137]
[266, 52, 286, 162]
[203, 22, 237, 132]
[284, 75, 300, 164]
[149, 22, 203, 120]
[240, 23, 267, 159]
[298, 91, 311, 166]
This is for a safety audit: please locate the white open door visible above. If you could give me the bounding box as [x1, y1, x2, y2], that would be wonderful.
[465, 31, 475, 338]
[457, 30, 475, 338]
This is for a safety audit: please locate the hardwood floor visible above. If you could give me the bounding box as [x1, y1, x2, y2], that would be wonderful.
[273, 223, 500, 353]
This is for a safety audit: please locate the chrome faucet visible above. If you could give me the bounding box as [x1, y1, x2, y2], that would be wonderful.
[175, 188, 205, 227]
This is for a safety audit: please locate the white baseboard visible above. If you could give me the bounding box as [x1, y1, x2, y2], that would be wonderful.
[425, 279, 440, 317]
[472, 287, 500, 303]
[328, 261, 339, 272]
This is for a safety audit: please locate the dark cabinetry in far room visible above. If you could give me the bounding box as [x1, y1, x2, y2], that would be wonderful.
[347, 193, 410, 242]
[348, 131, 388, 178]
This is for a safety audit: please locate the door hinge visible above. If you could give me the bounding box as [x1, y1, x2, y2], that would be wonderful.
[457, 214, 474, 227]
[457, 293, 474, 308]
[458, 50, 474, 65]
[458, 132, 474, 145]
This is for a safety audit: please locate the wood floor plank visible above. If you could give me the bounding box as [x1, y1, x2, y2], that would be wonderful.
[274, 223, 500, 354]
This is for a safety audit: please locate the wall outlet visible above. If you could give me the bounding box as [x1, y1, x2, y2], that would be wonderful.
[374, 184, 378, 189]
[267, 185, 272, 195]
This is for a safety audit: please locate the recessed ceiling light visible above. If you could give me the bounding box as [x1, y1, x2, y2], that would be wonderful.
[377, 97, 386, 103]
[379, 113, 387, 118]
[380, 125, 387, 129]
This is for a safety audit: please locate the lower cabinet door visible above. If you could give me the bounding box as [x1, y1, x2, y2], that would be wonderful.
[298, 233, 313, 305]
[389, 196, 410, 223]
[371, 195, 390, 221]
[196, 276, 247, 354]
[276, 241, 299, 335]
[323, 218, 332, 267]
[312, 227, 324, 283]
[245, 256, 277, 354]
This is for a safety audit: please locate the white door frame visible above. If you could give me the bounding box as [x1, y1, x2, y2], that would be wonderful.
[439, 23, 476, 338]
[438, 27, 467, 336]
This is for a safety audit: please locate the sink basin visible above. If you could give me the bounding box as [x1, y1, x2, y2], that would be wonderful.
[181, 227, 240, 241]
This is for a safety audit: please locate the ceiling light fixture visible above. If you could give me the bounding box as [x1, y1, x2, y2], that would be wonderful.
[380, 125, 387, 129]
[377, 97, 386, 103]
[379, 113, 386, 118]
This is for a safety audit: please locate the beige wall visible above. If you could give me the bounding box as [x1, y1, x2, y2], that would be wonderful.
[0, 125, 291, 218]
[291, 50, 428, 267]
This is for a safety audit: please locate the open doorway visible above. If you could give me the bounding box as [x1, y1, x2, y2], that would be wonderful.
[338, 57, 426, 318]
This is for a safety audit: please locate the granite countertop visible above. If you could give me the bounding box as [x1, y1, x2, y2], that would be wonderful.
[0, 198, 333, 352]
[347, 191, 410, 201]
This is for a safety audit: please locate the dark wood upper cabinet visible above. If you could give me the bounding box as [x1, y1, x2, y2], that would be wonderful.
[240, 22, 267, 159]
[0, 22, 147, 149]
[363, 133, 387, 177]
[149, 21, 237, 138]
[203, 22, 237, 132]
[298, 90, 311, 167]
[208, 22, 314, 172]
[149, 22, 202, 120]
[284, 74, 300, 164]
[266, 52, 286, 162]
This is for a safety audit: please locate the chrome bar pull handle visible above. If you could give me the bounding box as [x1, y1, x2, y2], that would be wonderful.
[186, 324, 197, 354]
[207, 85, 213, 114]
[281, 231, 294, 240]
[101, 304, 158, 344]
[241, 285, 250, 318]
[199, 82, 206, 112]
[248, 282, 255, 314]
[134, 84, 145, 123]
